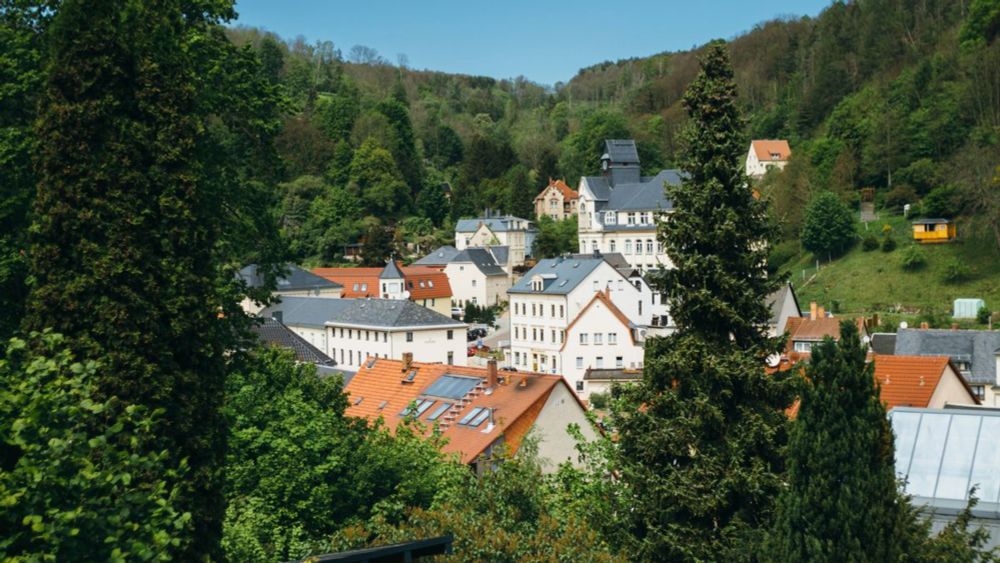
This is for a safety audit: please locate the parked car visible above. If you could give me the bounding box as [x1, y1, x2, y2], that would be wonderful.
[466, 327, 487, 341]
[451, 307, 463, 318]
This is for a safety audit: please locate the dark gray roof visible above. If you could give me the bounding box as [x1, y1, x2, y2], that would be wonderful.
[488, 246, 509, 266]
[581, 169, 683, 213]
[239, 263, 342, 291]
[603, 139, 639, 165]
[379, 260, 404, 279]
[508, 256, 606, 295]
[251, 317, 335, 365]
[912, 218, 951, 224]
[452, 248, 506, 276]
[413, 245, 460, 266]
[870, 333, 897, 356]
[894, 328, 1000, 385]
[262, 296, 465, 329]
[584, 368, 642, 381]
[455, 216, 534, 233]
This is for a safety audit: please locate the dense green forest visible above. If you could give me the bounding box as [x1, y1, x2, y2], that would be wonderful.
[2, 0, 1000, 560]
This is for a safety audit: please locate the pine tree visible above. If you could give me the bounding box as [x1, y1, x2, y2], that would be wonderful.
[766, 321, 913, 561]
[614, 41, 794, 560]
[21, 1, 272, 557]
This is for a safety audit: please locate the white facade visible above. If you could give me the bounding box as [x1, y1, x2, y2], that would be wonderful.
[508, 260, 651, 377]
[324, 323, 467, 371]
[560, 293, 646, 399]
[745, 141, 791, 179]
[444, 262, 510, 308]
[577, 191, 673, 274]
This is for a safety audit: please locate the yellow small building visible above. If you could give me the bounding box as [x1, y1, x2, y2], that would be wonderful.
[912, 218, 956, 243]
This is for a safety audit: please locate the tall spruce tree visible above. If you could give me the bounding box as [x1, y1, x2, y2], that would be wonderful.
[21, 0, 282, 558]
[614, 41, 794, 560]
[766, 321, 912, 561]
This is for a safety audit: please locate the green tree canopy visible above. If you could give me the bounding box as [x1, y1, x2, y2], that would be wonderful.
[801, 191, 857, 258]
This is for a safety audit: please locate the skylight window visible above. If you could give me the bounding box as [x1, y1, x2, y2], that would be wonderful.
[400, 398, 437, 417]
[353, 396, 363, 405]
[377, 400, 388, 410]
[365, 358, 377, 369]
[404, 370, 418, 382]
[426, 402, 453, 421]
[459, 407, 485, 425]
[469, 408, 491, 427]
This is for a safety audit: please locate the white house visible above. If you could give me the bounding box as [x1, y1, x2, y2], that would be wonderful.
[767, 281, 802, 337]
[238, 263, 343, 314]
[455, 214, 536, 267]
[746, 140, 791, 179]
[260, 296, 468, 371]
[507, 254, 651, 379]
[442, 248, 511, 308]
[576, 140, 681, 273]
[560, 290, 646, 398]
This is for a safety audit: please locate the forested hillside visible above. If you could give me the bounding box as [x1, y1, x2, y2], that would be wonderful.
[220, 0, 999, 271]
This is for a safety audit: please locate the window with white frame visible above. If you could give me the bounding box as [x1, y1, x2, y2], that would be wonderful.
[580, 333, 588, 345]
[605, 211, 616, 224]
[596, 356, 604, 368]
[576, 357, 583, 369]
[609, 332, 617, 344]
[593, 280, 599, 291]
[646, 240, 654, 254]
[616, 356, 624, 368]
[627, 212, 636, 225]
[609, 240, 616, 252]
[793, 341, 814, 353]
[594, 333, 603, 345]
[625, 239, 632, 254]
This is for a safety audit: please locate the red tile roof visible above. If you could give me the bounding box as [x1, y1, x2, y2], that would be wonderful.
[873, 354, 978, 409]
[534, 178, 578, 202]
[751, 139, 792, 161]
[313, 264, 452, 300]
[344, 359, 583, 464]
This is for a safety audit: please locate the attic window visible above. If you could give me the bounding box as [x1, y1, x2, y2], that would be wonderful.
[770, 152, 781, 160]
[559, 280, 567, 287]
[419, 281, 426, 288]
[352, 283, 359, 291]
[365, 358, 377, 369]
[353, 396, 363, 406]
[459, 407, 485, 425]
[428, 281, 434, 288]
[426, 402, 453, 421]
[360, 283, 367, 292]
[402, 370, 418, 383]
[377, 400, 388, 410]
[469, 408, 491, 428]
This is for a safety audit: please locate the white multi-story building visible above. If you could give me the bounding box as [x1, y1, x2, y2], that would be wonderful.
[455, 214, 536, 267]
[576, 140, 682, 273]
[415, 246, 512, 308]
[561, 290, 646, 398]
[507, 255, 651, 379]
[238, 263, 343, 314]
[260, 296, 468, 371]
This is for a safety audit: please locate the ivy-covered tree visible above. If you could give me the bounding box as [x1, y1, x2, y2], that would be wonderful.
[615, 41, 794, 560]
[801, 191, 857, 258]
[22, 0, 284, 557]
[766, 321, 913, 561]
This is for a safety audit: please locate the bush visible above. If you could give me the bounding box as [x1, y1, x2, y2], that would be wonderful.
[942, 259, 971, 284]
[921, 185, 958, 218]
[801, 192, 857, 258]
[881, 235, 897, 252]
[977, 306, 991, 325]
[900, 246, 926, 270]
[862, 234, 879, 251]
[895, 158, 937, 195]
[589, 392, 609, 410]
[883, 184, 918, 212]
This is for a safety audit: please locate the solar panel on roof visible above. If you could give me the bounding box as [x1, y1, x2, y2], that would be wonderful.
[423, 375, 481, 399]
[459, 407, 484, 425]
[426, 402, 452, 421]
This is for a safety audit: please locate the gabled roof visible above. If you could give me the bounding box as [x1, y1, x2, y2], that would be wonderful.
[238, 263, 342, 291]
[561, 291, 636, 351]
[379, 259, 404, 280]
[508, 256, 605, 295]
[581, 169, 683, 213]
[751, 140, 792, 161]
[894, 328, 1000, 385]
[313, 266, 452, 300]
[451, 247, 506, 276]
[413, 245, 461, 266]
[488, 245, 509, 266]
[261, 297, 464, 330]
[534, 179, 579, 202]
[250, 317, 335, 365]
[455, 215, 534, 233]
[766, 281, 801, 327]
[785, 316, 843, 342]
[874, 355, 977, 409]
[345, 359, 580, 464]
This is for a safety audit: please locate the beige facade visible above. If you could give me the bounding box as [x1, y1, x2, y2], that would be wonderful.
[533, 180, 579, 221]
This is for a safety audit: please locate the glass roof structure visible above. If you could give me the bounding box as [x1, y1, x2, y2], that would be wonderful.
[422, 374, 481, 400]
[891, 407, 1000, 517]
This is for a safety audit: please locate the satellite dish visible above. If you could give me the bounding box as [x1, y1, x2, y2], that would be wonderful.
[899, 321, 908, 329]
[862, 335, 871, 345]
[766, 353, 781, 368]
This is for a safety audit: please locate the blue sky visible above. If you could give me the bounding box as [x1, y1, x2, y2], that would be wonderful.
[233, 0, 832, 86]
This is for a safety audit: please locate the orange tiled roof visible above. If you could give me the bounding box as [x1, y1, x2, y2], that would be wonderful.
[344, 359, 579, 464]
[534, 178, 579, 202]
[752, 140, 792, 161]
[874, 354, 977, 409]
[560, 290, 634, 352]
[313, 265, 452, 300]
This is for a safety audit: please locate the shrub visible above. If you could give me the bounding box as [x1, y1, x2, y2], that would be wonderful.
[884, 184, 918, 212]
[921, 185, 958, 218]
[801, 192, 857, 258]
[862, 234, 879, 251]
[977, 306, 991, 325]
[895, 158, 937, 195]
[900, 246, 926, 270]
[589, 392, 609, 410]
[942, 259, 971, 283]
[768, 240, 800, 273]
[881, 235, 897, 252]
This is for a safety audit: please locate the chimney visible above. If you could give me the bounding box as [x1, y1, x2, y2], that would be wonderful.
[487, 360, 498, 388]
[402, 352, 413, 372]
[817, 305, 826, 318]
[920, 322, 929, 329]
[810, 302, 818, 321]
[518, 373, 528, 388]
